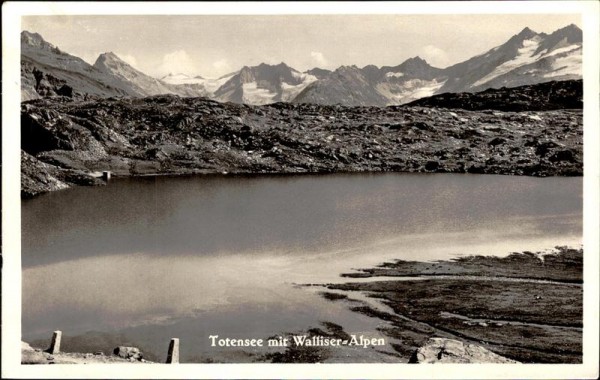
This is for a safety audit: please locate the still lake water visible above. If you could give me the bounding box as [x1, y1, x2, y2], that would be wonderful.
[22, 173, 582, 361]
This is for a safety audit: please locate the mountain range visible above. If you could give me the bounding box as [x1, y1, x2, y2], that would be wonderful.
[21, 24, 582, 106]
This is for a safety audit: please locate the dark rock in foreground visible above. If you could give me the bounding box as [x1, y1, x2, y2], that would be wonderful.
[20, 82, 583, 197]
[406, 80, 582, 111]
[21, 151, 105, 198]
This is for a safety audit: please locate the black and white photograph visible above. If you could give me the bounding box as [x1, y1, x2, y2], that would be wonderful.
[2, 1, 599, 378]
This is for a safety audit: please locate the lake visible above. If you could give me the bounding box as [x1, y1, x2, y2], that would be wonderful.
[22, 173, 582, 362]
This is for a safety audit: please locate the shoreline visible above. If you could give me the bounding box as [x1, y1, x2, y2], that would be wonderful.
[20, 81, 583, 198]
[22, 158, 583, 199]
[321, 246, 583, 363]
[79, 169, 588, 185]
[22, 246, 583, 364]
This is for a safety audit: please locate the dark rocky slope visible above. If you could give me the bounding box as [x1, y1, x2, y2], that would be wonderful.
[20, 80, 582, 198]
[406, 79, 582, 111]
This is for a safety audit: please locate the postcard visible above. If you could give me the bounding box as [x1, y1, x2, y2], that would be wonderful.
[2, 1, 599, 378]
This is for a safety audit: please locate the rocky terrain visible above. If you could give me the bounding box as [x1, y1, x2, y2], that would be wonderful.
[321, 247, 583, 363]
[20, 79, 582, 198]
[21, 341, 154, 364]
[406, 79, 582, 111]
[409, 338, 518, 363]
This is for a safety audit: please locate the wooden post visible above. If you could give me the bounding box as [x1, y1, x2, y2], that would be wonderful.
[102, 171, 111, 180]
[166, 338, 179, 364]
[48, 330, 62, 354]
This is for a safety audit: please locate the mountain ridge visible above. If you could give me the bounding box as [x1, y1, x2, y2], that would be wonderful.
[92, 51, 210, 98]
[213, 61, 318, 104]
[21, 24, 582, 105]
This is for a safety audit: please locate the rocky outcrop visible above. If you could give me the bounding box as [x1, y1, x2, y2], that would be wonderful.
[21, 60, 76, 101]
[21, 150, 70, 197]
[20, 80, 583, 197]
[21, 150, 105, 198]
[406, 80, 582, 111]
[113, 346, 144, 361]
[409, 338, 519, 363]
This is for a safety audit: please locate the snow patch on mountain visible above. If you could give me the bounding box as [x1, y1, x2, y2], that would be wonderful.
[161, 73, 235, 94]
[543, 48, 582, 78]
[241, 82, 277, 105]
[291, 71, 305, 80]
[377, 78, 446, 105]
[539, 44, 580, 59]
[213, 63, 317, 105]
[204, 75, 236, 94]
[161, 73, 203, 85]
[280, 73, 318, 102]
[472, 37, 542, 87]
[385, 72, 405, 78]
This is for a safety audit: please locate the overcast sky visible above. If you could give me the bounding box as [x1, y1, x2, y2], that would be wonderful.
[22, 14, 581, 79]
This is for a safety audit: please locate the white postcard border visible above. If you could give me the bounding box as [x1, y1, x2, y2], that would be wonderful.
[2, 1, 599, 379]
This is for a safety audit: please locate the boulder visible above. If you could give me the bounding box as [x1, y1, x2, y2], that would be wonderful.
[113, 346, 143, 361]
[425, 160, 440, 171]
[409, 338, 518, 363]
[548, 149, 575, 163]
[22, 341, 35, 351]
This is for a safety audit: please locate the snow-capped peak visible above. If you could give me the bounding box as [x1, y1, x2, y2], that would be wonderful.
[162, 73, 207, 85]
[162, 73, 193, 80]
